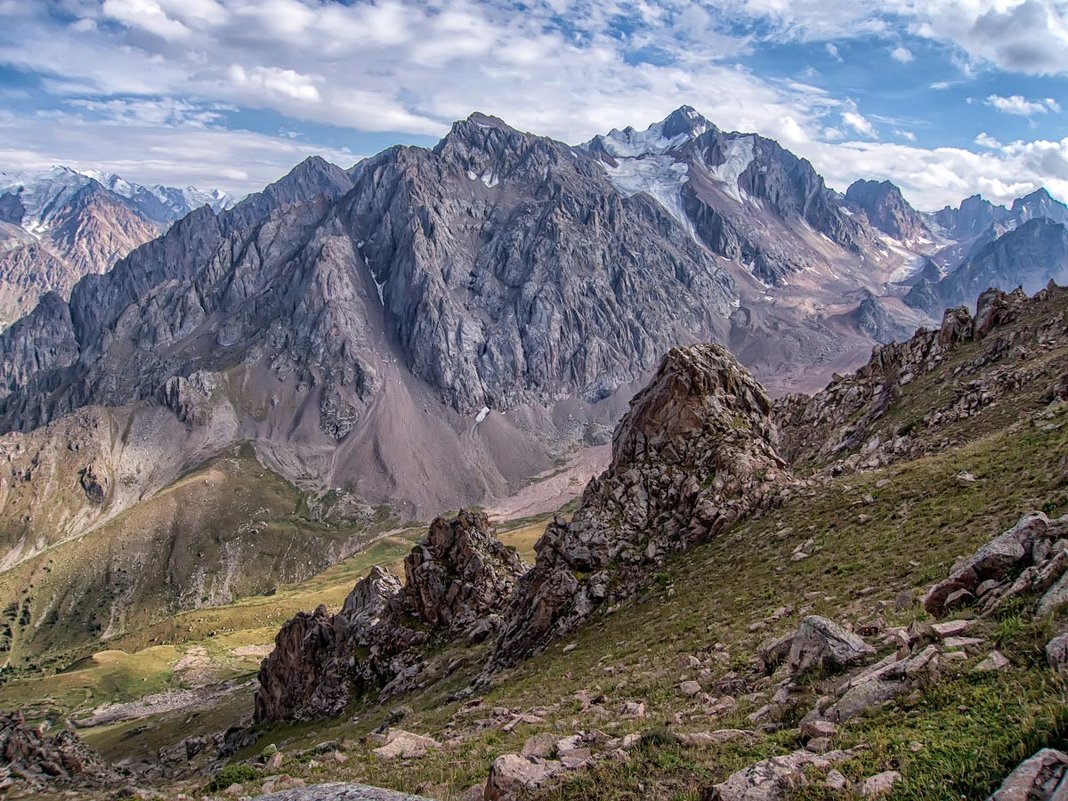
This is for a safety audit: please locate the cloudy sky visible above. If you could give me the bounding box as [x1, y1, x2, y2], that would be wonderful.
[0, 0, 1065, 210]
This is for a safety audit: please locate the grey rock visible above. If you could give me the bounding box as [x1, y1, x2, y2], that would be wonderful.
[1046, 633, 1068, 671]
[251, 784, 435, 801]
[987, 748, 1068, 801]
[787, 616, 875, 676]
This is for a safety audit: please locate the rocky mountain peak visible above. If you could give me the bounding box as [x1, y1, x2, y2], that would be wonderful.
[659, 105, 717, 141]
[844, 179, 929, 242]
[491, 343, 788, 667]
[1012, 187, 1068, 224]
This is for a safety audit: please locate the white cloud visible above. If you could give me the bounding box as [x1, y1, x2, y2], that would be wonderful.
[985, 94, 1062, 116]
[842, 110, 877, 138]
[0, 106, 359, 195]
[825, 42, 842, 61]
[974, 131, 1002, 148]
[890, 46, 913, 62]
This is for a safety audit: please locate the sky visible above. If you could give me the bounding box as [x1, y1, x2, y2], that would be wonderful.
[0, 0, 1065, 211]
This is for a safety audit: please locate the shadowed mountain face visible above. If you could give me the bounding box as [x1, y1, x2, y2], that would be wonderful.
[844, 179, 933, 243]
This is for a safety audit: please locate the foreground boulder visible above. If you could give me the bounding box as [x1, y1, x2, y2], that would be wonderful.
[923, 512, 1068, 618]
[492, 345, 787, 667]
[0, 710, 119, 792]
[256, 511, 526, 721]
[987, 748, 1068, 800]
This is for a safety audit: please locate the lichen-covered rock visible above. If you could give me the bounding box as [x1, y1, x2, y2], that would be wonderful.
[987, 748, 1068, 801]
[491, 344, 787, 668]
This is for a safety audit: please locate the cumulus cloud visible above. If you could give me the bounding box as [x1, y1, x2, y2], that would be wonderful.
[985, 94, 1062, 116]
[890, 46, 913, 62]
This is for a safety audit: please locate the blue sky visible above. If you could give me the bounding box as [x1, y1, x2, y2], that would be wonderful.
[0, 0, 1065, 210]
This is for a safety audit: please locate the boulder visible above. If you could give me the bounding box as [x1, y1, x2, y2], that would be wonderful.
[861, 771, 900, 797]
[1046, 633, 1068, 671]
[988, 748, 1068, 801]
[372, 730, 440, 760]
[705, 749, 853, 801]
[484, 754, 563, 801]
[787, 616, 874, 676]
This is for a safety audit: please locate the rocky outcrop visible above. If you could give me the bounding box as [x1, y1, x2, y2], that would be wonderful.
[988, 748, 1068, 801]
[404, 511, 527, 638]
[255, 566, 402, 722]
[775, 284, 1049, 469]
[491, 344, 788, 667]
[923, 512, 1068, 618]
[0, 710, 119, 792]
[256, 511, 526, 722]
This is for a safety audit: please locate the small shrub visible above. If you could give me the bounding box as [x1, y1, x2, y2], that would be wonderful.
[206, 763, 260, 792]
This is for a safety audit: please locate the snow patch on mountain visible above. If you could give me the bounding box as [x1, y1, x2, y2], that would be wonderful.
[602, 156, 696, 239]
[705, 136, 755, 204]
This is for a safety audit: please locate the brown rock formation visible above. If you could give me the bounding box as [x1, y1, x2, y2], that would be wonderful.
[255, 511, 526, 722]
[491, 344, 787, 668]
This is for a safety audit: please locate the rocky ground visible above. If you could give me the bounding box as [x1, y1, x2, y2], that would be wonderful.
[3, 286, 1068, 800]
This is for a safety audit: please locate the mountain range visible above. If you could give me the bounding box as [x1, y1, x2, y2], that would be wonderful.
[0, 106, 1066, 671]
[0, 167, 231, 328]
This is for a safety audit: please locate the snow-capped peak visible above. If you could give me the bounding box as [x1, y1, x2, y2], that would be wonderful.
[0, 165, 233, 230]
[585, 105, 716, 159]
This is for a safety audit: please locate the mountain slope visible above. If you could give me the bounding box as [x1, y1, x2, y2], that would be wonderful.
[0, 167, 231, 327]
[53, 282, 1068, 801]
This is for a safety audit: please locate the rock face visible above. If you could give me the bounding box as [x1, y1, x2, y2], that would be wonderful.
[404, 511, 527, 637]
[491, 344, 787, 667]
[907, 218, 1068, 315]
[255, 566, 402, 722]
[256, 511, 526, 722]
[0, 710, 119, 792]
[0, 166, 229, 329]
[845, 179, 931, 242]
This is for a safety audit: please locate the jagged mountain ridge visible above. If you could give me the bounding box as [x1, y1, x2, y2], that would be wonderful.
[0, 167, 232, 328]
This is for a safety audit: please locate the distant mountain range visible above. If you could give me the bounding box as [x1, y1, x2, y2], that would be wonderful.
[0, 167, 232, 327]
